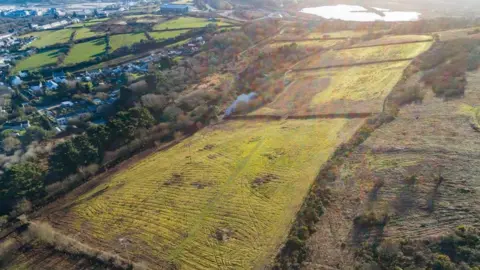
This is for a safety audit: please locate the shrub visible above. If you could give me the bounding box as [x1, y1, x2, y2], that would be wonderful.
[354, 211, 389, 228]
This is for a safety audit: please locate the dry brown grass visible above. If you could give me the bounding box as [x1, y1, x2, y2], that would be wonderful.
[303, 70, 480, 269]
[27, 222, 147, 270]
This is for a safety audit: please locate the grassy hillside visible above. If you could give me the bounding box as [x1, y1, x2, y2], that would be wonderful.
[302, 69, 480, 269]
[63, 38, 106, 65]
[109, 33, 147, 52]
[253, 61, 409, 116]
[74, 28, 104, 40]
[68, 18, 110, 28]
[304, 41, 432, 68]
[153, 17, 230, 31]
[13, 49, 61, 72]
[23, 29, 74, 48]
[148, 30, 189, 40]
[268, 40, 342, 50]
[307, 30, 368, 39]
[353, 35, 433, 46]
[46, 119, 364, 268]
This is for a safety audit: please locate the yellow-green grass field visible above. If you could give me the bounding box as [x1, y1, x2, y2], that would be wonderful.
[109, 33, 147, 52]
[13, 49, 61, 72]
[268, 40, 341, 50]
[63, 38, 106, 65]
[166, 38, 191, 48]
[153, 17, 230, 31]
[253, 61, 411, 116]
[353, 34, 432, 47]
[67, 18, 110, 28]
[304, 41, 432, 68]
[307, 30, 368, 39]
[47, 119, 364, 269]
[148, 30, 189, 40]
[22, 29, 74, 48]
[74, 27, 104, 40]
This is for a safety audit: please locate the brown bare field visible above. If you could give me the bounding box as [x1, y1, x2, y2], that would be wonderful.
[302, 71, 480, 269]
[2, 238, 107, 270]
[434, 28, 480, 41]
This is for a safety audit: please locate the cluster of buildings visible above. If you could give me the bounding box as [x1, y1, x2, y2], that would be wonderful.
[0, 7, 66, 18]
[31, 19, 75, 30]
[1, 9, 41, 18]
[168, 36, 205, 55]
[44, 89, 119, 128]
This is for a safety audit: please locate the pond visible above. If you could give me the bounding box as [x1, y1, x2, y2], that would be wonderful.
[301, 4, 420, 22]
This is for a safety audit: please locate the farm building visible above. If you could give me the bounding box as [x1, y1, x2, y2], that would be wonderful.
[160, 4, 189, 14]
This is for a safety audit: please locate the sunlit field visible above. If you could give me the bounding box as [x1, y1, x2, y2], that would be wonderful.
[49, 119, 363, 268]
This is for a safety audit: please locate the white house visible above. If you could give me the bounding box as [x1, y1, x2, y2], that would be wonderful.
[29, 81, 43, 93]
[18, 70, 28, 78]
[46, 80, 58, 90]
[61, 101, 74, 107]
[53, 71, 67, 83]
[56, 117, 68, 126]
[11, 76, 22, 86]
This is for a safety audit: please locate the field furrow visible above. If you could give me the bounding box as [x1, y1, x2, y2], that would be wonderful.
[46, 119, 364, 268]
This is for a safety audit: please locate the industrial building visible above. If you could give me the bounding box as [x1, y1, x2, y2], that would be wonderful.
[160, 4, 189, 14]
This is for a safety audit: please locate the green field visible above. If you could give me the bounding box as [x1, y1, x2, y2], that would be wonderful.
[74, 28, 104, 40]
[109, 33, 147, 52]
[166, 38, 191, 48]
[304, 41, 432, 68]
[47, 119, 362, 269]
[149, 30, 189, 40]
[23, 29, 74, 48]
[63, 38, 106, 65]
[68, 18, 110, 28]
[13, 49, 61, 72]
[153, 17, 230, 31]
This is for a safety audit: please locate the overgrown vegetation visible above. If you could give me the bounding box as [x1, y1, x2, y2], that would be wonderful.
[413, 39, 480, 98]
[356, 225, 480, 269]
[273, 115, 389, 269]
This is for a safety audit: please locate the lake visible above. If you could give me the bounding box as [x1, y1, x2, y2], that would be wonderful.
[301, 4, 421, 22]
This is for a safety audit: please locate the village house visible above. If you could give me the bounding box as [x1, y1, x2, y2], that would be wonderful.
[28, 81, 43, 94]
[18, 70, 28, 78]
[2, 120, 30, 131]
[10, 76, 22, 86]
[46, 80, 58, 90]
[53, 71, 67, 83]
